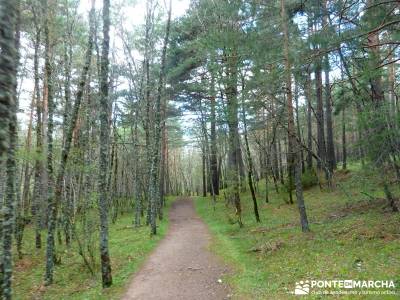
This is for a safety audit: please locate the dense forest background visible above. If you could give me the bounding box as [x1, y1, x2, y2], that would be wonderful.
[0, 0, 399, 299]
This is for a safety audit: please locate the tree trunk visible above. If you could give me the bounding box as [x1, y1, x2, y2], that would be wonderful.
[324, 66, 336, 172]
[241, 87, 260, 222]
[16, 90, 34, 259]
[305, 69, 313, 170]
[202, 147, 207, 197]
[44, 0, 56, 285]
[322, 0, 336, 173]
[148, 0, 172, 235]
[294, 81, 304, 173]
[98, 0, 113, 288]
[159, 115, 167, 212]
[0, 1, 20, 298]
[342, 108, 347, 170]
[278, 139, 284, 185]
[21, 97, 34, 217]
[32, 18, 43, 250]
[210, 74, 219, 196]
[281, 0, 309, 232]
[315, 61, 326, 170]
[133, 113, 141, 227]
[225, 48, 242, 227]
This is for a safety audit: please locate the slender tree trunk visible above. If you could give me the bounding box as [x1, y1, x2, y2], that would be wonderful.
[262, 109, 271, 200]
[148, 0, 172, 235]
[44, 0, 57, 285]
[284, 135, 294, 204]
[0, 1, 20, 298]
[202, 147, 206, 197]
[294, 82, 304, 173]
[322, 0, 336, 173]
[270, 97, 279, 182]
[32, 20, 43, 250]
[225, 48, 242, 227]
[143, 0, 154, 226]
[98, 0, 112, 287]
[165, 141, 170, 196]
[21, 97, 34, 217]
[305, 69, 313, 170]
[62, 34, 72, 146]
[241, 87, 260, 222]
[210, 74, 219, 196]
[281, 0, 309, 232]
[342, 108, 347, 170]
[159, 115, 167, 212]
[278, 139, 284, 185]
[16, 91, 34, 259]
[367, 30, 384, 104]
[387, 50, 397, 121]
[45, 0, 96, 285]
[324, 66, 336, 172]
[315, 61, 326, 170]
[61, 11, 73, 247]
[133, 114, 141, 227]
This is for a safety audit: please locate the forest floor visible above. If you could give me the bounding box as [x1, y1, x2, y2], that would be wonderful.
[13, 198, 174, 300]
[122, 197, 232, 300]
[195, 163, 400, 299]
[12, 164, 400, 299]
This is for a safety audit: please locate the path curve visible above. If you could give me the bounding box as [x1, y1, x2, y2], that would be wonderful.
[122, 197, 231, 300]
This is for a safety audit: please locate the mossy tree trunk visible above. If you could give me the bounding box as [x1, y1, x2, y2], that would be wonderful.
[44, 0, 57, 285]
[0, 0, 20, 298]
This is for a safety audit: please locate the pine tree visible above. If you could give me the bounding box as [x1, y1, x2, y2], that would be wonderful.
[281, 0, 309, 232]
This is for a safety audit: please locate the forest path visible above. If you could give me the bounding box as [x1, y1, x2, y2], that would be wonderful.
[122, 197, 232, 300]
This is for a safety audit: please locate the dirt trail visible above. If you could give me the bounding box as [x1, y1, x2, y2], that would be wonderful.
[122, 197, 231, 300]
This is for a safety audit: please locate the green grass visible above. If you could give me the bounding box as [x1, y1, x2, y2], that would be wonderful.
[13, 198, 174, 300]
[195, 165, 400, 299]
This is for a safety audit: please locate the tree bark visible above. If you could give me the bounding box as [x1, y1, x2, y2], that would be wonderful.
[210, 74, 219, 196]
[0, 1, 20, 298]
[99, 0, 113, 288]
[44, 0, 56, 285]
[241, 86, 260, 222]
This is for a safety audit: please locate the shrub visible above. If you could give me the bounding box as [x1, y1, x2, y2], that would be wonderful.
[301, 168, 318, 190]
[281, 168, 318, 193]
